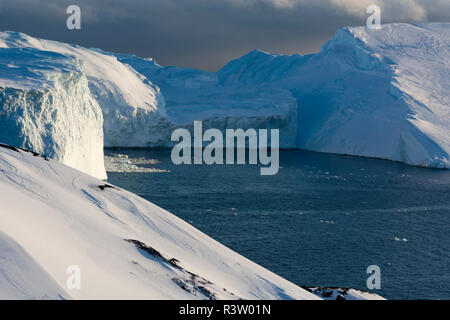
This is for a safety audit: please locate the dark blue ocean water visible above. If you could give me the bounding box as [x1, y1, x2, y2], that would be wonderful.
[105, 148, 450, 300]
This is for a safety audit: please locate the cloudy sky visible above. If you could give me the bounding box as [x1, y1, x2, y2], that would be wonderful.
[0, 0, 449, 71]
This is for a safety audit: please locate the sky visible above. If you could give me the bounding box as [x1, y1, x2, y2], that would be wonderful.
[0, 0, 449, 71]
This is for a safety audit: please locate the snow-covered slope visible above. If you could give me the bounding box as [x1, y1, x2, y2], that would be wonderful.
[0, 31, 168, 148]
[0, 144, 322, 300]
[113, 53, 298, 148]
[0, 231, 69, 300]
[0, 47, 106, 179]
[218, 23, 450, 168]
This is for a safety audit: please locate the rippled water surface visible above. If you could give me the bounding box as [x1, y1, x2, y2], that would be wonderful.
[105, 148, 450, 299]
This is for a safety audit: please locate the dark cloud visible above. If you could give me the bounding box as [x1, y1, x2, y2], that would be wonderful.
[0, 0, 448, 71]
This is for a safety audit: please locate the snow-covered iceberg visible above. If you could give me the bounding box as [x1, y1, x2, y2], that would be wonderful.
[0, 31, 169, 148]
[111, 53, 298, 148]
[218, 23, 450, 169]
[0, 143, 320, 299]
[0, 47, 106, 179]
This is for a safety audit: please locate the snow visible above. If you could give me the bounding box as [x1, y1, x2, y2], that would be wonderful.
[217, 23, 450, 169]
[112, 53, 298, 148]
[0, 144, 323, 300]
[0, 232, 69, 300]
[0, 31, 168, 148]
[0, 47, 106, 180]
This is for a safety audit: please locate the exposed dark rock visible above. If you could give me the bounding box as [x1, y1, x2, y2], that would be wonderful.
[98, 184, 118, 191]
[171, 278, 216, 300]
[0, 143, 19, 152]
[195, 285, 216, 300]
[0, 143, 49, 160]
[172, 278, 191, 292]
[124, 239, 180, 269]
[125, 239, 220, 300]
[302, 286, 375, 300]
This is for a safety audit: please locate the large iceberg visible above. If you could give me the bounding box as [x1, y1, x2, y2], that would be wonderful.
[218, 23, 450, 168]
[0, 47, 106, 179]
[111, 53, 298, 148]
[0, 31, 169, 148]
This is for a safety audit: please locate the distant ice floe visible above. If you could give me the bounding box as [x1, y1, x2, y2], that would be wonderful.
[104, 154, 168, 173]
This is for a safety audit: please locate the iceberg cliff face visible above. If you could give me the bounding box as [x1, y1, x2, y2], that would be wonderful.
[0, 31, 168, 148]
[0, 47, 106, 179]
[217, 23, 450, 169]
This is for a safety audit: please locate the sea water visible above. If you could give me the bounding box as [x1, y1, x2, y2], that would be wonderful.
[105, 148, 450, 300]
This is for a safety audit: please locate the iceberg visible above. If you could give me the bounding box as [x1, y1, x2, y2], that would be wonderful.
[0, 31, 169, 148]
[0, 47, 106, 179]
[217, 23, 450, 169]
[112, 53, 298, 148]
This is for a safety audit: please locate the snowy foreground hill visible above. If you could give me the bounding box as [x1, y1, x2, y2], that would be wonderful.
[0, 144, 384, 300]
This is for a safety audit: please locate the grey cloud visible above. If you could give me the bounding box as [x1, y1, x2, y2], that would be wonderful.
[0, 0, 448, 71]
